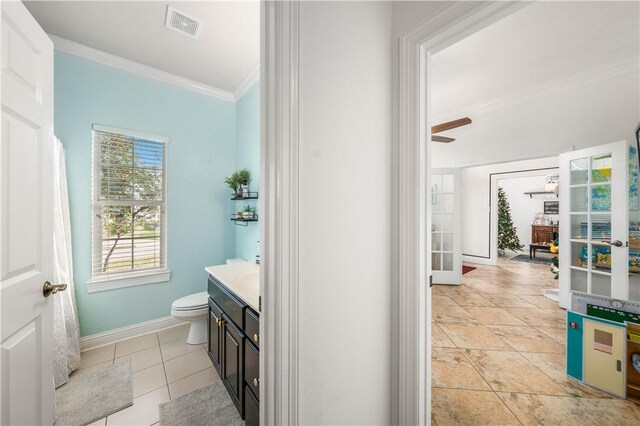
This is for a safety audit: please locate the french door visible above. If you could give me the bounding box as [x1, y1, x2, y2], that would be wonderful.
[559, 141, 629, 309]
[431, 168, 462, 285]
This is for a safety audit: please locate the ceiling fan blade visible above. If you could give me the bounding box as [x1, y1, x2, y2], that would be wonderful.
[432, 135, 455, 143]
[431, 117, 472, 134]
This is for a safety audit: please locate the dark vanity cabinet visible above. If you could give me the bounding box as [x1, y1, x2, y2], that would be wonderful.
[207, 275, 260, 424]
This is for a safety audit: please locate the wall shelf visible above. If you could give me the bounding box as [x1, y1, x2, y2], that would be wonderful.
[231, 214, 258, 226]
[524, 191, 557, 198]
[231, 192, 259, 200]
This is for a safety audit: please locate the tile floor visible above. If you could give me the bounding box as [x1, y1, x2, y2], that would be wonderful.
[78, 323, 219, 426]
[432, 256, 640, 425]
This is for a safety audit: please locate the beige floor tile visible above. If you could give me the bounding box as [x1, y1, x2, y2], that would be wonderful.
[438, 324, 511, 350]
[115, 346, 163, 373]
[536, 326, 566, 344]
[519, 352, 611, 398]
[517, 295, 561, 309]
[504, 285, 551, 295]
[487, 325, 564, 353]
[157, 323, 190, 345]
[497, 392, 593, 425]
[432, 323, 456, 348]
[160, 338, 203, 362]
[505, 307, 565, 328]
[106, 386, 169, 426]
[481, 294, 538, 308]
[465, 307, 527, 326]
[446, 292, 497, 307]
[432, 304, 477, 324]
[432, 294, 457, 307]
[168, 367, 221, 399]
[87, 417, 106, 426]
[576, 398, 640, 425]
[431, 388, 519, 425]
[80, 345, 115, 369]
[115, 333, 159, 358]
[464, 349, 568, 395]
[463, 281, 505, 294]
[132, 363, 167, 398]
[164, 347, 213, 383]
[432, 348, 491, 391]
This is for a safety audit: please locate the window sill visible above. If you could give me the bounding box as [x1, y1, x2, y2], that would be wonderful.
[86, 269, 172, 293]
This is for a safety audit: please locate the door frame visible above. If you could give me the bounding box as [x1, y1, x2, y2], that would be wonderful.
[393, 2, 531, 423]
[491, 168, 559, 265]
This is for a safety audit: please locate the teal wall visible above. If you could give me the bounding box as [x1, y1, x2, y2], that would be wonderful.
[234, 83, 260, 262]
[55, 52, 240, 336]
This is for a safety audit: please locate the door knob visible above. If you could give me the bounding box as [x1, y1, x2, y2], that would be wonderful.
[253, 378, 259, 387]
[43, 281, 67, 297]
[601, 240, 623, 247]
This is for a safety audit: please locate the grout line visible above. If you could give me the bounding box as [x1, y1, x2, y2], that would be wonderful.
[158, 333, 172, 400]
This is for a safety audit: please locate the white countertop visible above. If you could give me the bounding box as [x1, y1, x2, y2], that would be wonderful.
[205, 262, 260, 312]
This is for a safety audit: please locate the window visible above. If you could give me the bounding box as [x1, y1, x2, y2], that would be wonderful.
[88, 125, 170, 292]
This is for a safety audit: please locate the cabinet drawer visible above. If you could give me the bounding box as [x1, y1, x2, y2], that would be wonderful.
[533, 226, 553, 233]
[208, 277, 243, 328]
[244, 385, 259, 426]
[244, 308, 260, 349]
[244, 339, 260, 400]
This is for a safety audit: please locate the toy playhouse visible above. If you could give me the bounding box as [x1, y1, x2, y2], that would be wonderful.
[567, 291, 640, 402]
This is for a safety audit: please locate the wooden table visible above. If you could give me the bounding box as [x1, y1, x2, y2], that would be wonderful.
[530, 243, 551, 259]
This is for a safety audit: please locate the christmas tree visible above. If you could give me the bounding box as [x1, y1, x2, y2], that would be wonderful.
[498, 187, 524, 255]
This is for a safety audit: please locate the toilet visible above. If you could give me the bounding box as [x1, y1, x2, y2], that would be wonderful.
[170, 291, 209, 344]
[171, 259, 247, 344]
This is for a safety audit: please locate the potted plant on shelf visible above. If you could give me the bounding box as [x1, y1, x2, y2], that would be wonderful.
[242, 205, 256, 220]
[225, 169, 251, 198]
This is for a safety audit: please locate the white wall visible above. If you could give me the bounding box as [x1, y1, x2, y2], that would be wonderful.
[461, 156, 559, 264]
[298, 2, 392, 424]
[498, 175, 559, 250]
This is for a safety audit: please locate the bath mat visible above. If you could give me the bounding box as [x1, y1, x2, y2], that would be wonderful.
[159, 380, 243, 426]
[462, 265, 477, 275]
[510, 254, 552, 265]
[54, 360, 133, 426]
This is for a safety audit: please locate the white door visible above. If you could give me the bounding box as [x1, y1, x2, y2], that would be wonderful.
[559, 141, 629, 309]
[431, 168, 462, 285]
[1, 2, 55, 424]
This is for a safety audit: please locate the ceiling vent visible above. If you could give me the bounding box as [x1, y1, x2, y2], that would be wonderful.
[165, 6, 202, 39]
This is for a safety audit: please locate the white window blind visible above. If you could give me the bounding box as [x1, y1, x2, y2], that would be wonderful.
[92, 126, 167, 280]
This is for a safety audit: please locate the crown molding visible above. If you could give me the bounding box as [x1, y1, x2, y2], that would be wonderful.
[434, 56, 640, 123]
[234, 63, 260, 100]
[49, 34, 236, 102]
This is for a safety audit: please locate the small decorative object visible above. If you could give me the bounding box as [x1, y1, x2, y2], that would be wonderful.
[545, 174, 559, 192]
[225, 168, 251, 198]
[544, 201, 559, 215]
[632, 353, 640, 374]
[498, 187, 524, 255]
[241, 184, 250, 198]
[242, 205, 256, 220]
[236, 211, 244, 219]
[533, 212, 546, 225]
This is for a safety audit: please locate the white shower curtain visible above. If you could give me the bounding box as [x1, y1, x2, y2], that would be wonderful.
[53, 137, 81, 388]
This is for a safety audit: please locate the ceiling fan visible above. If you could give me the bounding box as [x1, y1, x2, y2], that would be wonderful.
[431, 117, 472, 143]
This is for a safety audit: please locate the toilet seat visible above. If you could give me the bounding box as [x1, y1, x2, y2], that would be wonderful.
[171, 291, 208, 311]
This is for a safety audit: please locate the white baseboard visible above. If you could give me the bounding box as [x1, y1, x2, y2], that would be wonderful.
[80, 316, 184, 351]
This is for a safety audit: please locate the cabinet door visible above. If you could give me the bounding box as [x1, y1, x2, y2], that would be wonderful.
[582, 319, 625, 397]
[208, 299, 223, 373]
[222, 314, 243, 410]
[244, 385, 260, 426]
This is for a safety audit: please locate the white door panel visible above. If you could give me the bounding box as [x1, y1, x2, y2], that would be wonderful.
[431, 168, 462, 285]
[559, 141, 629, 309]
[0, 1, 55, 424]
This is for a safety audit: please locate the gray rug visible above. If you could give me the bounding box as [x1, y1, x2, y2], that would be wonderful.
[159, 380, 243, 426]
[54, 360, 133, 426]
[510, 254, 553, 265]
